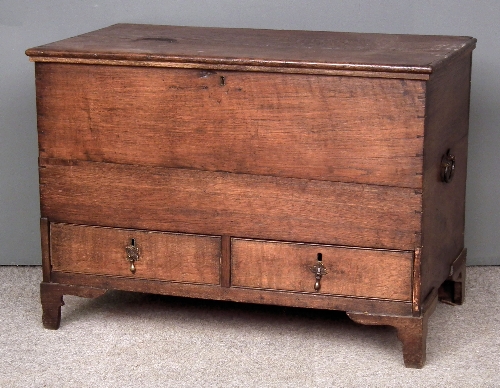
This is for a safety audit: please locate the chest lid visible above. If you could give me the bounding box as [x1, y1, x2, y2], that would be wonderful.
[26, 23, 475, 79]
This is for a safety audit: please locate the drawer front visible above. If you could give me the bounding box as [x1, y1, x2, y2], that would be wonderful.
[36, 63, 425, 188]
[50, 223, 221, 284]
[231, 239, 413, 301]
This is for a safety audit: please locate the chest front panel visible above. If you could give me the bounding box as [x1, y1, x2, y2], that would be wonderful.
[36, 63, 425, 188]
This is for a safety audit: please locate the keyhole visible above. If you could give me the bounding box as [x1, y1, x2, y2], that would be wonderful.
[220, 76, 225, 86]
[317, 253, 322, 262]
[131, 238, 135, 247]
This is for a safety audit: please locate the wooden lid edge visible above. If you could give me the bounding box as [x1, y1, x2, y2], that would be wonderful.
[27, 56, 432, 80]
[26, 49, 435, 75]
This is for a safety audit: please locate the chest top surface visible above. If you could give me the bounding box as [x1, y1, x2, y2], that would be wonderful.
[26, 24, 475, 77]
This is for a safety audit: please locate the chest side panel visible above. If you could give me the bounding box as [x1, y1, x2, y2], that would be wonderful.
[420, 53, 472, 301]
[36, 63, 425, 188]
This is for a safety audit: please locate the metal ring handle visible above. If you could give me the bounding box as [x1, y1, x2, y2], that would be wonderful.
[441, 149, 455, 183]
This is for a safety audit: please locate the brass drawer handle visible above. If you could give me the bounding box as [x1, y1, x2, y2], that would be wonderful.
[309, 253, 328, 292]
[441, 149, 455, 183]
[125, 238, 140, 274]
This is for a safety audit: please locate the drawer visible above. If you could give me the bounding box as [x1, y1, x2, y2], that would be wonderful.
[36, 63, 425, 188]
[231, 239, 413, 301]
[50, 223, 221, 285]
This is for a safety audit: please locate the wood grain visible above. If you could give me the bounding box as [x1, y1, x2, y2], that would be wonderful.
[26, 24, 476, 75]
[220, 235, 231, 288]
[30, 57, 435, 79]
[51, 272, 413, 316]
[419, 52, 472, 302]
[40, 282, 107, 329]
[40, 161, 422, 250]
[50, 223, 221, 285]
[28, 24, 475, 367]
[348, 292, 437, 368]
[231, 238, 412, 301]
[40, 217, 51, 282]
[36, 63, 426, 188]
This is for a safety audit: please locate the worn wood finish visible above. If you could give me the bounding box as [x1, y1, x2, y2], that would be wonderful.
[50, 223, 221, 285]
[51, 272, 413, 316]
[30, 58, 436, 80]
[348, 291, 438, 368]
[39, 160, 422, 250]
[220, 236, 231, 288]
[411, 246, 423, 315]
[419, 52, 472, 304]
[231, 239, 412, 301]
[27, 24, 475, 368]
[40, 281, 107, 329]
[26, 24, 475, 75]
[40, 217, 51, 282]
[36, 63, 425, 188]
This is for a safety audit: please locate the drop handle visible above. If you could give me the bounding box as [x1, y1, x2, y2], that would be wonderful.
[125, 238, 140, 274]
[309, 256, 328, 292]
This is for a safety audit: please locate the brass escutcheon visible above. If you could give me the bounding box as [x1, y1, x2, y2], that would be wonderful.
[125, 238, 140, 274]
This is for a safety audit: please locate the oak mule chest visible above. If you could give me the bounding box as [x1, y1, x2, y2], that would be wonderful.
[26, 24, 476, 368]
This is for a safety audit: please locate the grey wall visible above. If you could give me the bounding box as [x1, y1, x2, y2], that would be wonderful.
[1, 0, 499, 265]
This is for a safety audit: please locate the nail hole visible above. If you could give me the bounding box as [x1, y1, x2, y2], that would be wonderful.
[317, 253, 322, 262]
